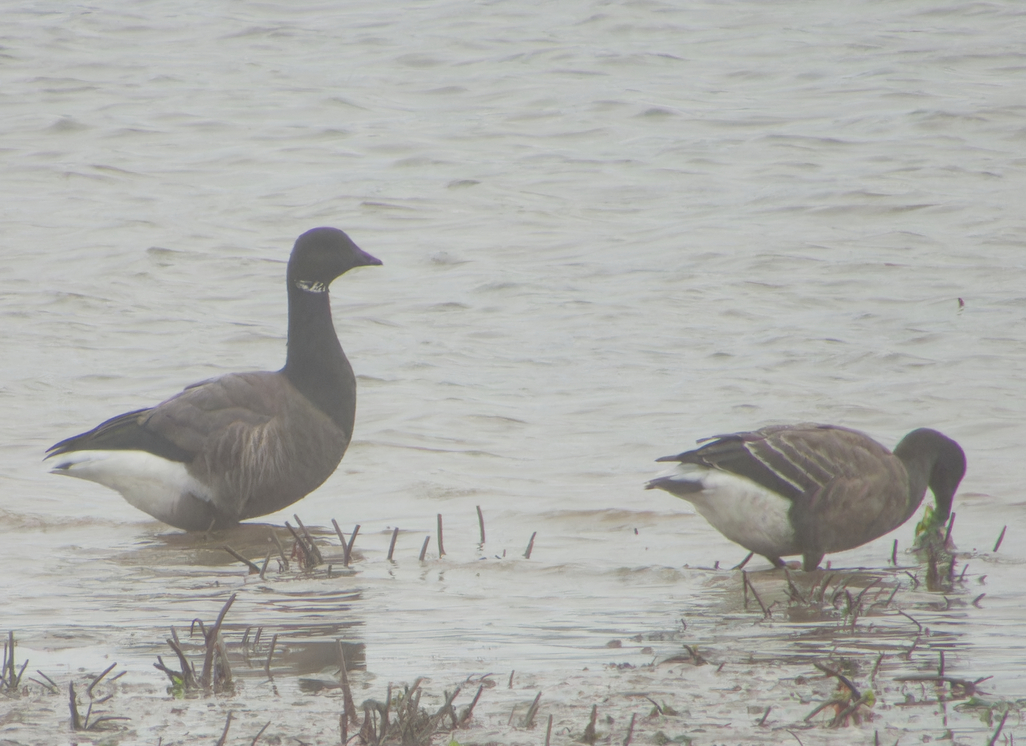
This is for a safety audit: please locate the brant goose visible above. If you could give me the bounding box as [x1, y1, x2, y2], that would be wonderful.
[646, 424, 965, 570]
[46, 227, 381, 531]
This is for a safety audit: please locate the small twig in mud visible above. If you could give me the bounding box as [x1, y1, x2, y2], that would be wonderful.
[582, 704, 599, 744]
[891, 539, 898, 565]
[987, 708, 1010, 746]
[87, 663, 118, 699]
[223, 545, 261, 574]
[758, 705, 772, 726]
[973, 593, 986, 607]
[477, 505, 486, 545]
[545, 714, 553, 746]
[524, 531, 537, 559]
[337, 639, 357, 726]
[437, 514, 446, 557]
[994, 525, 1007, 553]
[741, 571, 770, 618]
[623, 712, 637, 745]
[522, 691, 542, 728]
[508, 670, 515, 688]
[870, 653, 885, 683]
[215, 711, 232, 746]
[938, 651, 945, 677]
[387, 527, 399, 561]
[419, 536, 431, 561]
[459, 684, 484, 726]
[733, 551, 754, 570]
[787, 730, 805, 745]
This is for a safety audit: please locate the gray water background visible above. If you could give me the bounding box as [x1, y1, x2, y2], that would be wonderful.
[2, 0, 1026, 741]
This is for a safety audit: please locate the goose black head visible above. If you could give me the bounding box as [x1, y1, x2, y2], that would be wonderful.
[288, 227, 382, 293]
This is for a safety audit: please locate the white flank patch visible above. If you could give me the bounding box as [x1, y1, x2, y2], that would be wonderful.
[49, 450, 214, 524]
[665, 465, 798, 558]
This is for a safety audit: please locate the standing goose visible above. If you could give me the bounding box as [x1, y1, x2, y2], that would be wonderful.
[646, 424, 966, 571]
[46, 227, 381, 531]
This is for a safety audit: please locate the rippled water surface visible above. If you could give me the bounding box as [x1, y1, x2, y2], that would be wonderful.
[3, 1, 1026, 743]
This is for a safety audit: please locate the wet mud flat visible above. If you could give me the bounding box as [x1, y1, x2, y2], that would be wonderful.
[1, 520, 1022, 746]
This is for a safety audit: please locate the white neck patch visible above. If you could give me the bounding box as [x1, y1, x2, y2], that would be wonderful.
[295, 279, 328, 293]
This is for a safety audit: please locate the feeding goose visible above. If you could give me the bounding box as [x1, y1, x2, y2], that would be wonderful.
[46, 227, 381, 531]
[646, 424, 965, 571]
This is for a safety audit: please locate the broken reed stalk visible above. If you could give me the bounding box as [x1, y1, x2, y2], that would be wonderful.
[813, 661, 860, 699]
[758, 706, 772, 726]
[87, 663, 117, 699]
[733, 551, 754, 570]
[545, 714, 553, 746]
[891, 539, 898, 566]
[285, 522, 315, 568]
[387, 527, 399, 561]
[623, 712, 637, 745]
[987, 708, 1010, 746]
[741, 571, 770, 618]
[223, 545, 261, 574]
[522, 691, 542, 728]
[271, 531, 290, 571]
[264, 634, 278, 677]
[582, 703, 598, 745]
[293, 514, 324, 565]
[252, 720, 271, 745]
[337, 639, 358, 726]
[215, 711, 232, 746]
[437, 514, 446, 557]
[994, 525, 1007, 553]
[199, 593, 237, 691]
[476, 505, 486, 545]
[459, 684, 484, 726]
[69, 682, 82, 730]
[524, 531, 537, 559]
[419, 536, 431, 561]
[3, 631, 28, 692]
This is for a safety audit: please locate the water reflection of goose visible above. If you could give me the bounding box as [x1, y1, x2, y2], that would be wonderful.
[646, 424, 966, 571]
[47, 228, 381, 531]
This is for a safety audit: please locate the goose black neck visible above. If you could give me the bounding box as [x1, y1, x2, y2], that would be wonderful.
[893, 428, 965, 523]
[282, 283, 356, 431]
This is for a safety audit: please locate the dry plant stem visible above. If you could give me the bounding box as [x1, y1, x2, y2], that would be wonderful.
[508, 670, 515, 688]
[831, 692, 872, 728]
[31, 670, 59, 694]
[437, 514, 446, 557]
[332, 518, 346, 547]
[223, 545, 261, 574]
[477, 505, 486, 545]
[733, 551, 754, 570]
[337, 639, 358, 726]
[88, 663, 117, 698]
[293, 514, 324, 564]
[523, 691, 542, 728]
[742, 571, 770, 618]
[623, 712, 637, 746]
[346, 525, 360, 566]
[260, 549, 272, 580]
[271, 531, 290, 571]
[758, 706, 772, 726]
[582, 703, 598, 744]
[200, 593, 237, 690]
[783, 569, 806, 604]
[164, 631, 198, 690]
[988, 709, 1010, 746]
[994, 525, 1007, 553]
[215, 711, 232, 746]
[251, 720, 271, 746]
[387, 527, 399, 561]
[69, 682, 82, 730]
[545, 714, 553, 746]
[285, 522, 313, 566]
[459, 684, 484, 726]
[524, 531, 537, 559]
[891, 539, 898, 565]
[419, 536, 431, 561]
[264, 634, 278, 676]
[814, 661, 861, 699]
